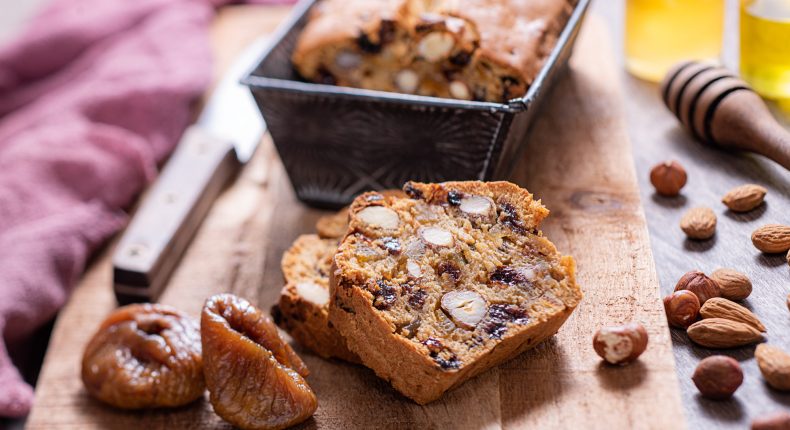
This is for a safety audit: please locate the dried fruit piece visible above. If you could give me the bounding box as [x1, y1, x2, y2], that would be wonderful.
[700, 297, 766, 332]
[710, 268, 752, 301]
[202, 294, 317, 430]
[680, 207, 717, 240]
[592, 322, 648, 365]
[649, 160, 687, 196]
[81, 304, 203, 409]
[751, 224, 790, 253]
[440, 290, 487, 329]
[692, 355, 743, 400]
[687, 318, 763, 348]
[674, 271, 720, 305]
[663, 290, 700, 329]
[755, 344, 790, 391]
[722, 184, 767, 212]
[752, 411, 790, 430]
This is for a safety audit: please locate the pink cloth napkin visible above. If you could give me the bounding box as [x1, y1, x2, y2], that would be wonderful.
[0, 0, 290, 417]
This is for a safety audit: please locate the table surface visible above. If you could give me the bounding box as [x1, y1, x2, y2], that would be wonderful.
[593, 1, 790, 429]
[2, 1, 789, 429]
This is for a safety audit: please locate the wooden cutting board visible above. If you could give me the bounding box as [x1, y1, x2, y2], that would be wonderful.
[26, 6, 686, 429]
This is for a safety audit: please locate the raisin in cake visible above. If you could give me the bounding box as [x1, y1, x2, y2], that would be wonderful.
[330, 181, 581, 404]
[292, 0, 575, 102]
[274, 234, 360, 363]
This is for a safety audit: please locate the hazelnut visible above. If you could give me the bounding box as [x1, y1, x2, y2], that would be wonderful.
[395, 69, 419, 93]
[417, 31, 455, 62]
[357, 206, 399, 230]
[650, 160, 687, 196]
[449, 80, 471, 100]
[692, 355, 743, 400]
[419, 226, 454, 247]
[674, 271, 720, 305]
[592, 322, 648, 365]
[751, 411, 790, 430]
[663, 290, 700, 329]
[441, 290, 487, 329]
[294, 282, 329, 306]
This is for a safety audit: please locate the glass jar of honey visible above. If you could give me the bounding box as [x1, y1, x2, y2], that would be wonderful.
[625, 0, 725, 82]
[740, 0, 790, 100]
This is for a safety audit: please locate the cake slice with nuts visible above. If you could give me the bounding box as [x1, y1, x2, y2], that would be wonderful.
[273, 234, 360, 363]
[330, 181, 582, 404]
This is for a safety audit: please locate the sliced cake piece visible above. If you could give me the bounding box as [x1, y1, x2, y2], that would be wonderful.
[330, 181, 581, 404]
[274, 234, 360, 363]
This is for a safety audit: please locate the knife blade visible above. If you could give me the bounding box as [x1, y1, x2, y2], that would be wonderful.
[112, 37, 268, 304]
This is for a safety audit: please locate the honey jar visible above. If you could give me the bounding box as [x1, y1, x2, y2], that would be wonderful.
[625, 0, 725, 82]
[740, 0, 790, 100]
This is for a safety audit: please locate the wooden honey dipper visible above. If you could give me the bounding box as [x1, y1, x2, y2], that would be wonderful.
[660, 61, 790, 170]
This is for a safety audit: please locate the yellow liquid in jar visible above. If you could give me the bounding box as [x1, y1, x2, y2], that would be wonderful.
[740, 0, 790, 100]
[626, 0, 725, 82]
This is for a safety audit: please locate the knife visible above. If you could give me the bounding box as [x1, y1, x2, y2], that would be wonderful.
[112, 38, 267, 304]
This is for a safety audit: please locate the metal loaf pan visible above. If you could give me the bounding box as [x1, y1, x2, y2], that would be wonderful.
[243, 0, 590, 208]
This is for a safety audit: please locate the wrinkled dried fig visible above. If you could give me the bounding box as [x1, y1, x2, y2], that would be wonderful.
[81, 304, 204, 409]
[201, 294, 317, 430]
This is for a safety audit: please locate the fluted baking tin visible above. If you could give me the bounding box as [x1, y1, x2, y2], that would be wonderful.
[243, 0, 590, 208]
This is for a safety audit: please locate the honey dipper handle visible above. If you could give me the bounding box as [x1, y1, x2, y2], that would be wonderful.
[661, 61, 790, 171]
[709, 88, 790, 170]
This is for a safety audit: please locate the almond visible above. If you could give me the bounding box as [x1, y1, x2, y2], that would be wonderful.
[699, 297, 766, 332]
[755, 344, 790, 391]
[680, 207, 717, 240]
[721, 184, 767, 212]
[751, 224, 790, 253]
[710, 268, 752, 301]
[686, 318, 763, 348]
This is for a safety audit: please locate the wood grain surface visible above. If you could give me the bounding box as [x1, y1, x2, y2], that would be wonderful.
[587, 3, 790, 427]
[623, 48, 790, 430]
[25, 5, 690, 430]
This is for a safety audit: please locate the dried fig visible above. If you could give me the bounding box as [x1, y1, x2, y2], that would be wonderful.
[81, 304, 204, 409]
[201, 294, 317, 430]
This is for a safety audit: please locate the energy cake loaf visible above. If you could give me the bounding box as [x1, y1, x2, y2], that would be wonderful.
[292, 0, 575, 102]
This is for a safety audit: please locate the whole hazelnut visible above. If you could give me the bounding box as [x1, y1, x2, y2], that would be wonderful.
[674, 271, 721, 305]
[593, 322, 648, 365]
[650, 160, 687, 196]
[692, 355, 743, 400]
[752, 411, 790, 430]
[663, 290, 700, 329]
